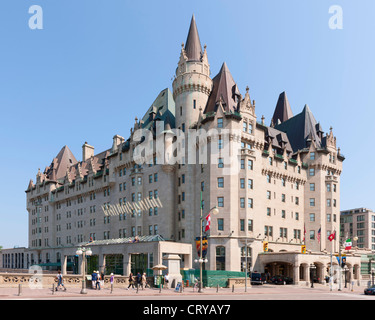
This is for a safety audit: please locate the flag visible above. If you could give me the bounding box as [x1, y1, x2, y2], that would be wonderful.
[317, 227, 321, 243]
[204, 213, 211, 232]
[303, 224, 306, 242]
[328, 231, 336, 242]
[345, 239, 352, 250]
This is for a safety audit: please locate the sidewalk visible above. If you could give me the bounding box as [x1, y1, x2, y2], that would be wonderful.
[0, 282, 369, 299]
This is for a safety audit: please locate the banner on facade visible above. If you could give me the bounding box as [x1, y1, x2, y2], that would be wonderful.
[195, 236, 208, 258]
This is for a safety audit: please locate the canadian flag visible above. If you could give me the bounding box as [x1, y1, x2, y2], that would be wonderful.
[205, 213, 211, 232]
[328, 231, 336, 242]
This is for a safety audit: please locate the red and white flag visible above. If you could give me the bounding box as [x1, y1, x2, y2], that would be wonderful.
[205, 213, 211, 232]
[328, 231, 336, 242]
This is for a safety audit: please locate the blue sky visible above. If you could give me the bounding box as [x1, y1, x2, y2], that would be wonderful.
[0, 0, 374, 248]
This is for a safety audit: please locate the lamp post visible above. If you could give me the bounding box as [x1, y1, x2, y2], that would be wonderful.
[372, 268, 375, 287]
[196, 200, 219, 293]
[76, 247, 92, 294]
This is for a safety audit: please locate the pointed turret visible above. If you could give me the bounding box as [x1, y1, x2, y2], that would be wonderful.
[271, 91, 293, 127]
[185, 15, 203, 62]
[204, 62, 240, 114]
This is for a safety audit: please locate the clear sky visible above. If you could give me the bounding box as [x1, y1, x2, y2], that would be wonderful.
[0, 0, 374, 248]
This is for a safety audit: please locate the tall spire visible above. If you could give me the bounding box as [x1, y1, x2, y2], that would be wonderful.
[271, 91, 293, 126]
[185, 15, 203, 62]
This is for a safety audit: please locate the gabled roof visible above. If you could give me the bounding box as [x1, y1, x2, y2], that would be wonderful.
[204, 62, 240, 114]
[184, 15, 203, 62]
[271, 91, 293, 126]
[275, 104, 323, 152]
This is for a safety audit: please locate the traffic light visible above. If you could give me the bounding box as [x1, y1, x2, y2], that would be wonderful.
[301, 245, 306, 254]
[263, 241, 269, 252]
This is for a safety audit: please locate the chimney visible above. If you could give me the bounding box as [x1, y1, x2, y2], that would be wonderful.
[112, 135, 124, 153]
[82, 142, 94, 162]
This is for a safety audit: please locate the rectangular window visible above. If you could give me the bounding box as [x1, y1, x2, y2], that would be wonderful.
[309, 168, 315, 176]
[248, 219, 253, 231]
[240, 219, 245, 231]
[310, 198, 315, 207]
[240, 198, 245, 208]
[218, 197, 224, 207]
[240, 178, 245, 189]
[218, 177, 224, 188]
[248, 179, 253, 189]
[310, 183, 315, 191]
[310, 152, 315, 160]
[248, 198, 253, 208]
[218, 218, 224, 231]
[218, 158, 224, 168]
[218, 118, 223, 128]
[248, 160, 253, 170]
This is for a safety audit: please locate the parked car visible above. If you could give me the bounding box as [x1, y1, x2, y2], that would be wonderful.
[250, 272, 263, 285]
[270, 275, 293, 285]
[364, 285, 375, 295]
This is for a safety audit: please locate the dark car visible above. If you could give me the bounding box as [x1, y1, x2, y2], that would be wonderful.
[271, 275, 293, 285]
[250, 272, 263, 285]
[364, 285, 375, 295]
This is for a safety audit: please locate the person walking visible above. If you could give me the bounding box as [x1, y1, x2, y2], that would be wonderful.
[56, 270, 67, 291]
[136, 272, 142, 290]
[91, 271, 97, 289]
[127, 273, 135, 290]
[141, 272, 148, 289]
[164, 273, 169, 289]
[96, 271, 101, 290]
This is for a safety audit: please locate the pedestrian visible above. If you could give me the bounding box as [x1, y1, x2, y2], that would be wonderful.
[141, 272, 148, 289]
[127, 273, 135, 290]
[56, 270, 67, 291]
[110, 273, 114, 285]
[92, 271, 97, 289]
[136, 272, 142, 290]
[164, 273, 169, 289]
[96, 271, 101, 290]
[101, 271, 105, 288]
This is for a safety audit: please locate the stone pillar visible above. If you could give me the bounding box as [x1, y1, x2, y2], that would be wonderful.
[163, 254, 182, 288]
[62, 255, 68, 275]
[293, 264, 300, 284]
[99, 254, 106, 274]
[123, 254, 131, 276]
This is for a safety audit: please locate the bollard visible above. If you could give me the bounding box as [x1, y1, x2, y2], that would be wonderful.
[136, 283, 139, 294]
[232, 284, 234, 292]
[111, 283, 113, 294]
[159, 284, 162, 293]
[52, 283, 55, 295]
[18, 284, 22, 296]
[217, 284, 219, 293]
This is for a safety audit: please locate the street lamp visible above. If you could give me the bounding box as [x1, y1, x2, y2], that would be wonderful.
[75, 247, 92, 294]
[196, 204, 219, 293]
[372, 268, 375, 287]
[310, 263, 316, 288]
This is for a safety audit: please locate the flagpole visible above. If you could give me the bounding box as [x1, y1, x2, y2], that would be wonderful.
[199, 190, 203, 293]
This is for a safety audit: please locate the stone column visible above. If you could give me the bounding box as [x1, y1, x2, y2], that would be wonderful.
[62, 255, 68, 275]
[99, 254, 106, 274]
[123, 253, 131, 276]
[293, 264, 300, 284]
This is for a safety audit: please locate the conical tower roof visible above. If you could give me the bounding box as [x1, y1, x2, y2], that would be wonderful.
[204, 62, 240, 114]
[185, 15, 203, 62]
[271, 91, 293, 126]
